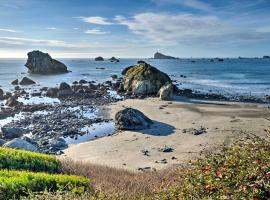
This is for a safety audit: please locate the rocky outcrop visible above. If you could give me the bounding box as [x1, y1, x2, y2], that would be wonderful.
[109, 57, 120, 62]
[19, 77, 36, 85]
[154, 52, 176, 59]
[115, 108, 153, 130]
[95, 56, 104, 61]
[123, 62, 172, 95]
[11, 79, 19, 85]
[159, 84, 174, 100]
[263, 56, 270, 59]
[1, 127, 26, 139]
[25, 50, 69, 74]
[3, 138, 38, 152]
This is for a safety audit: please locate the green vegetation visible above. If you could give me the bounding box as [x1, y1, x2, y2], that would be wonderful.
[0, 147, 61, 173]
[0, 170, 90, 200]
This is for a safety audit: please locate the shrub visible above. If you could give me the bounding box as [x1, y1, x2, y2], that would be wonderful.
[0, 147, 61, 173]
[0, 170, 90, 200]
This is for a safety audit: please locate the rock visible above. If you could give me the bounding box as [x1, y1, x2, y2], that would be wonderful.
[158, 146, 174, 153]
[111, 74, 118, 79]
[11, 79, 19, 85]
[115, 108, 153, 130]
[46, 87, 59, 97]
[0, 89, 4, 100]
[263, 56, 270, 59]
[154, 52, 176, 59]
[50, 138, 67, 149]
[3, 138, 38, 152]
[5, 97, 19, 107]
[123, 62, 172, 95]
[59, 82, 71, 91]
[25, 50, 69, 74]
[109, 57, 120, 62]
[137, 60, 147, 64]
[0, 139, 6, 146]
[159, 84, 174, 100]
[79, 79, 87, 84]
[122, 65, 134, 75]
[19, 77, 36, 85]
[1, 127, 26, 139]
[72, 81, 78, 85]
[95, 56, 104, 61]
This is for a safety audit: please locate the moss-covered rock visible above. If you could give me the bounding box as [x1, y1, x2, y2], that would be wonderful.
[123, 63, 172, 95]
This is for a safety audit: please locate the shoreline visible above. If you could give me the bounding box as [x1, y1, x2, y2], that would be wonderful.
[63, 97, 270, 171]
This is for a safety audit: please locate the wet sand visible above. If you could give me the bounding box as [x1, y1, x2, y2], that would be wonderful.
[63, 97, 270, 171]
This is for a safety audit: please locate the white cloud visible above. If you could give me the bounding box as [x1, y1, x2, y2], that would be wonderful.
[73, 27, 79, 30]
[84, 28, 108, 35]
[154, 0, 212, 11]
[47, 27, 57, 30]
[0, 37, 90, 48]
[77, 16, 113, 25]
[115, 12, 270, 45]
[0, 28, 19, 33]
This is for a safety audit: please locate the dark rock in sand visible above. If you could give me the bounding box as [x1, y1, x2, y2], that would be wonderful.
[5, 96, 20, 107]
[158, 84, 174, 100]
[95, 56, 104, 61]
[154, 52, 176, 59]
[25, 50, 69, 74]
[1, 127, 26, 139]
[115, 108, 153, 130]
[123, 62, 172, 95]
[11, 79, 19, 85]
[3, 138, 38, 152]
[19, 77, 36, 85]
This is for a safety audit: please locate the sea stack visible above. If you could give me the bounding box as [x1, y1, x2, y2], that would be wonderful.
[154, 52, 176, 59]
[94, 56, 104, 61]
[25, 50, 69, 74]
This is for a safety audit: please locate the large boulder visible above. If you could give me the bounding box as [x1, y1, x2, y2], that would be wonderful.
[25, 50, 69, 74]
[115, 108, 153, 130]
[3, 138, 38, 152]
[123, 62, 172, 95]
[1, 127, 26, 139]
[19, 77, 36, 85]
[59, 82, 71, 91]
[159, 84, 174, 100]
[0, 139, 6, 146]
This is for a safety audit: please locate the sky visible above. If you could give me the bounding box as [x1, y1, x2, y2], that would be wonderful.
[0, 0, 270, 58]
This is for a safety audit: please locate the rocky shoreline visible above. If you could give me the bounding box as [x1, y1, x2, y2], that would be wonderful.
[0, 57, 269, 155]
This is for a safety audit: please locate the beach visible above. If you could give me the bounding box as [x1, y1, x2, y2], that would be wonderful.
[64, 97, 270, 171]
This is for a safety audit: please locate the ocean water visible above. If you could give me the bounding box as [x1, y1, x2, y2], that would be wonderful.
[0, 58, 270, 97]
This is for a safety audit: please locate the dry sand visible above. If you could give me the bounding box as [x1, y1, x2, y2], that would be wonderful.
[63, 97, 270, 171]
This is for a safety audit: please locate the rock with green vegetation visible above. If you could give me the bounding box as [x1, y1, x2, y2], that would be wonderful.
[158, 83, 174, 100]
[123, 62, 172, 95]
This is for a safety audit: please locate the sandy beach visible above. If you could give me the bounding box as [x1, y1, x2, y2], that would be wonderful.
[63, 97, 270, 171]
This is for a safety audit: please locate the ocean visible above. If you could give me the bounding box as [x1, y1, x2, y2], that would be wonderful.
[0, 58, 270, 98]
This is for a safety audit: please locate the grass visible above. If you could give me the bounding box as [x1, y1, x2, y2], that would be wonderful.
[57, 135, 270, 199]
[0, 147, 61, 173]
[0, 170, 90, 200]
[2, 134, 270, 199]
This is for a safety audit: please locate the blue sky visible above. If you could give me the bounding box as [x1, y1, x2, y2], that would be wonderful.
[0, 0, 270, 58]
